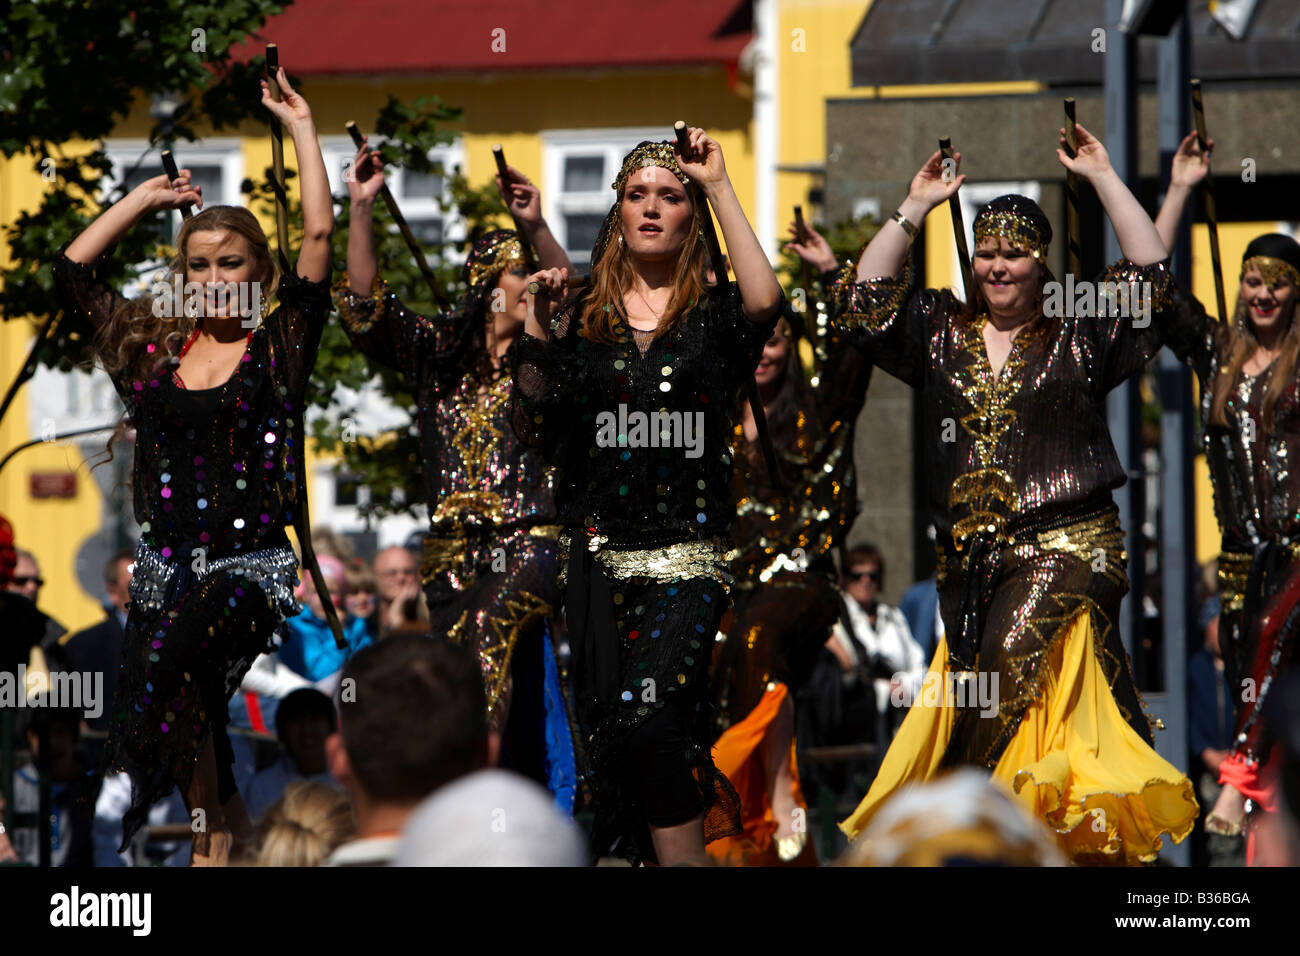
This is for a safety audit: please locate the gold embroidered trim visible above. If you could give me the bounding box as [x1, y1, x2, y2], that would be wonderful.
[333, 274, 389, 334]
[1242, 256, 1300, 292]
[447, 589, 552, 716]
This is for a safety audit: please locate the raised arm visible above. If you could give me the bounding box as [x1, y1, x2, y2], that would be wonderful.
[675, 127, 781, 323]
[260, 67, 333, 283]
[64, 171, 201, 266]
[496, 164, 575, 274]
[344, 139, 384, 294]
[1058, 123, 1167, 266]
[857, 149, 964, 282]
[1154, 131, 1213, 253]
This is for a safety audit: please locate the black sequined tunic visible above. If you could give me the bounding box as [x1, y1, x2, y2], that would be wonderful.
[1165, 291, 1300, 762]
[831, 258, 1175, 768]
[715, 299, 873, 732]
[511, 281, 776, 860]
[53, 251, 330, 849]
[334, 285, 561, 715]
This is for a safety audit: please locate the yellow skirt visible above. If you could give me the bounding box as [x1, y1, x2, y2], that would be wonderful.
[839, 610, 1198, 864]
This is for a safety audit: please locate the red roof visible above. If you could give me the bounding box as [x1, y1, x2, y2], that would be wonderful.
[233, 0, 753, 75]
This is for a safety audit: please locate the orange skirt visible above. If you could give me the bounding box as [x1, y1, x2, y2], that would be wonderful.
[707, 683, 817, 866]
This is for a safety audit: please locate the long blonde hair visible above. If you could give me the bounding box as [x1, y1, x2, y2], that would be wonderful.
[579, 201, 710, 345]
[1208, 288, 1300, 433]
[93, 205, 278, 384]
[255, 781, 355, 868]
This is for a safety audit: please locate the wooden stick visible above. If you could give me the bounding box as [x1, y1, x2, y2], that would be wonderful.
[1063, 98, 1082, 279]
[491, 145, 540, 271]
[527, 275, 587, 295]
[1191, 79, 1229, 323]
[265, 44, 343, 651]
[346, 121, 452, 312]
[160, 150, 192, 220]
[938, 137, 976, 304]
[264, 44, 291, 274]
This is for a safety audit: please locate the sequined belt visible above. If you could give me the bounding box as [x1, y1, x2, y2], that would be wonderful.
[1218, 539, 1300, 618]
[128, 538, 301, 621]
[558, 528, 733, 588]
[421, 523, 562, 584]
[938, 498, 1121, 674]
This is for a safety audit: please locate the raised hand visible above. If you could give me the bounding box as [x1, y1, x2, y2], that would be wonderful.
[1057, 122, 1113, 181]
[260, 66, 314, 132]
[784, 220, 838, 273]
[497, 164, 542, 227]
[346, 138, 385, 204]
[674, 127, 727, 189]
[523, 266, 569, 338]
[136, 169, 203, 213]
[907, 149, 965, 210]
[1170, 130, 1213, 189]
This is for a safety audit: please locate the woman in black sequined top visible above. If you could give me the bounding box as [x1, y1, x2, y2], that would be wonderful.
[1155, 131, 1300, 841]
[52, 68, 333, 866]
[334, 140, 574, 752]
[834, 124, 1197, 863]
[512, 130, 782, 864]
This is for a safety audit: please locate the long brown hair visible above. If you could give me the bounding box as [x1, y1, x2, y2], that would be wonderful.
[578, 200, 710, 344]
[1208, 287, 1300, 432]
[93, 205, 278, 384]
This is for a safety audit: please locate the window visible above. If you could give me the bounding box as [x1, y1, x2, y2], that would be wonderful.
[542, 128, 665, 268]
[319, 135, 466, 263]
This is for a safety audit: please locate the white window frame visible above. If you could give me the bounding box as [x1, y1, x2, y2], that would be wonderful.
[319, 134, 467, 264]
[542, 127, 665, 264]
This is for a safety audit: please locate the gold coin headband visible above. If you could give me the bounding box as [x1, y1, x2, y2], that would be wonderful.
[973, 211, 1050, 260]
[611, 141, 691, 194]
[1242, 256, 1300, 291]
[465, 233, 526, 291]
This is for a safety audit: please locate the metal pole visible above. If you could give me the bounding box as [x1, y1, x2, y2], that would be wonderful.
[1154, 4, 1194, 868]
[1104, 0, 1144, 667]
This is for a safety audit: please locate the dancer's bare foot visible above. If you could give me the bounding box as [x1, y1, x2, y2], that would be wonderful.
[1206, 784, 1246, 836]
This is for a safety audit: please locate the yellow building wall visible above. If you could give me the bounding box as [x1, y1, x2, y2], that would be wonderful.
[0, 153, 110, 634]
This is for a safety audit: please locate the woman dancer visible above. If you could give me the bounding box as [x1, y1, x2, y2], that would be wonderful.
[512, 130, 782, 864]
[709, 222, 872, 864]
[833, 124, 1198, 863]
[1155, 131, 1300, 848]
[335, 143, 573, 763]
[53, 68, 332, 865]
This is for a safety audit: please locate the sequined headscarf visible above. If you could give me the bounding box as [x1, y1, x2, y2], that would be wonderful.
[973, 194, 1052, 261]
[1241, 233, 1300, 291]
[461, 228, 527, 320]
[590, 141, 699, 271]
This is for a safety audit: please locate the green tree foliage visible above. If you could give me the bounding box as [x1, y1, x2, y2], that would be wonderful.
[0, 4, 516, 524]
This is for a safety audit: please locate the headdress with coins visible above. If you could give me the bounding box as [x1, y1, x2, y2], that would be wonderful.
[461, 228, 527, 319]
[590, 141, 701, 270]
[973, 194, 1053, 261]
[1241, 233, 1300, 292]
